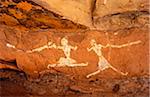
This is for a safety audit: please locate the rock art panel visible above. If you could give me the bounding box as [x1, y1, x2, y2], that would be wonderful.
[0, 25, 149, 79]
[13, 37, 89, 67]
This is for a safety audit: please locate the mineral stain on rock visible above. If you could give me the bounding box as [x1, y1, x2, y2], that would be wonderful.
[112, 84, 120, 93]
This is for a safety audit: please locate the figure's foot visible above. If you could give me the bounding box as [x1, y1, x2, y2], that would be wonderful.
[83, 62, 88, 66]
[109, 65, 128, 76]
[86, 70, 100, 78]
[121, 72, 128, 76]
[47, 64, 57, 69]
[86, 74, 92, 78]
[67, 62, 88, 67]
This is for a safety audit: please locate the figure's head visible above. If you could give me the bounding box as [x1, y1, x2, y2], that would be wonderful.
[61, 37, 68, 45]
[90, 39, 96, 46]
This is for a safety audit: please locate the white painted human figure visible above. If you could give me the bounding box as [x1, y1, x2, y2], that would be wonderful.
[47, 37, 88, 68]
[86, 39, 141, 78]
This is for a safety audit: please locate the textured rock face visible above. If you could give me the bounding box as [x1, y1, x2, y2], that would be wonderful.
[93, 0, 149, 31]
[0, 1, 149, 96]
[0, 25, 148, 79]
[93, 0, 149, 17]
[30, 0, 149, 30]
[30, 0, 94, 28]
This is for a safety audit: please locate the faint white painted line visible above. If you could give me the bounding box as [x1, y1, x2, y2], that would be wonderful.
[6, 43, 16, 49]
[26, 42, 56, 53]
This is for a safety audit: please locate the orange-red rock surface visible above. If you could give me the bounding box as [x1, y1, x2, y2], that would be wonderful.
[0, 0, 149, 96]
[0, 24, 148, 79]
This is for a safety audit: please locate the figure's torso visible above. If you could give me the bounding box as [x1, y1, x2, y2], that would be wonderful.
[62, 45, 71, 58]
[93, 45, 102, 57]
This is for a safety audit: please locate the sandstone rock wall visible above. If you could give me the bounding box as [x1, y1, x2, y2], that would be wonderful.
[30, 0, 94, 28]
[93, 0, 149, 30]
[0, 25, 148, 79]
[30, 0, 149, 30]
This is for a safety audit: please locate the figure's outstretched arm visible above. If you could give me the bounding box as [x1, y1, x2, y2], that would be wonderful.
[49, 43, 57, 49]
[30, 45, 48, 52]
[6, 43, 23, 52]
[27, 42, 56, 53]
[100, 44, 110, 48]
[57, 46, 63, 50]
[100, 40, 141, 49]
[70, 46, 77, 50]
[109, 40, 141, 48]
[6, 43, 16, 49]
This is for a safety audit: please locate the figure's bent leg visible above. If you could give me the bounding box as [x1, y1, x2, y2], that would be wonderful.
[109, 65, 128, 75]
[69, 62, 88, 67]
[86, 69, 100, 78]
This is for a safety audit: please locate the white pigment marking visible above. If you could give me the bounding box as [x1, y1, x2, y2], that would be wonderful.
[86, 39, 141, 78]
[47, 37, 88, 68]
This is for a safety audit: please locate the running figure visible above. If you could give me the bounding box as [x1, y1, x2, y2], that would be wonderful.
[86, 39, 141, 78]
[47, 37, 88, 68]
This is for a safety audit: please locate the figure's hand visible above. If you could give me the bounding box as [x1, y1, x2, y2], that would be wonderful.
[87, 48, 91, 52]
[48, 42, 57, 49]
[106, 44, 110, 47]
